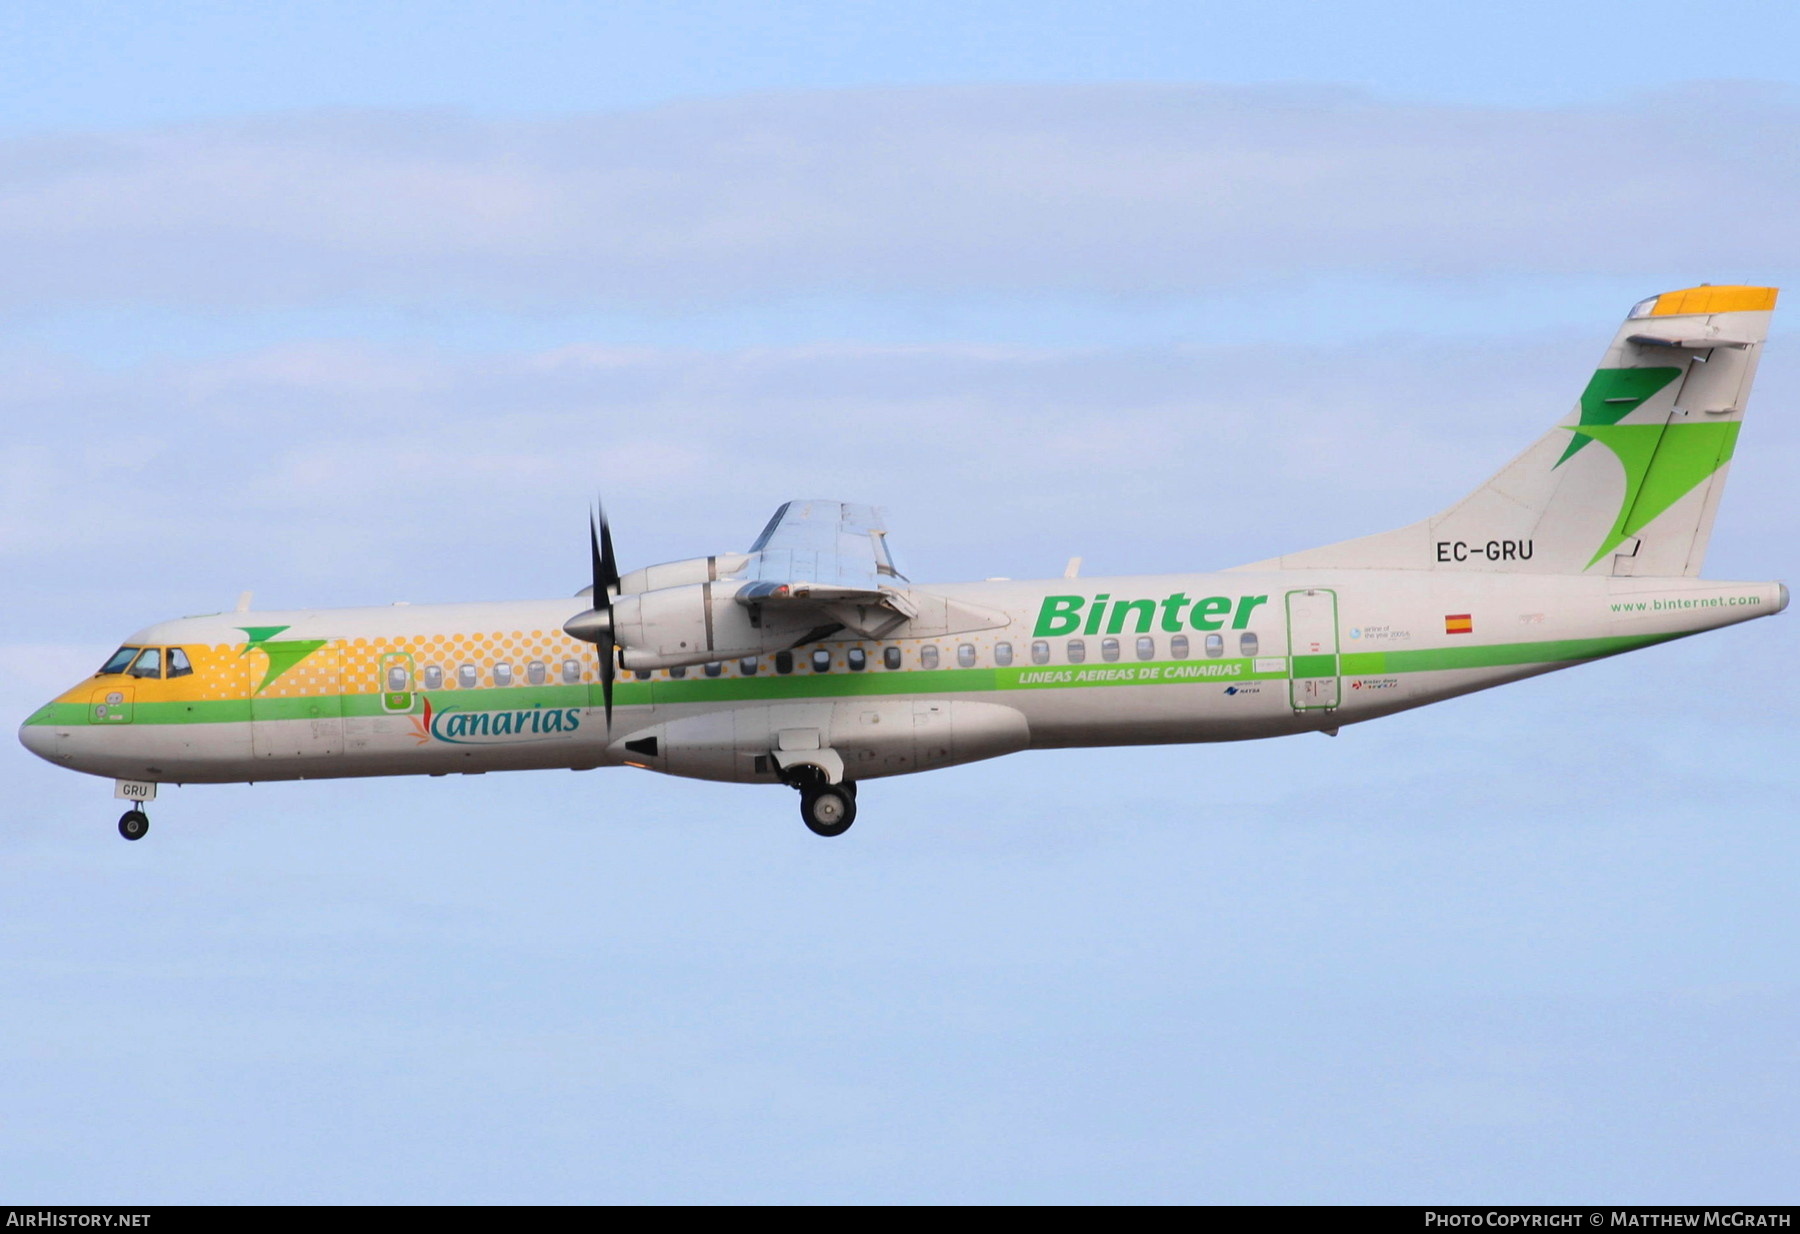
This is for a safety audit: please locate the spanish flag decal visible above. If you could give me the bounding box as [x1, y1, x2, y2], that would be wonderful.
[1445, 614, 1473, 635]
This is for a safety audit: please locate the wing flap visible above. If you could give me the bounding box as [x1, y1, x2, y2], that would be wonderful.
[737, 580, 918, 639]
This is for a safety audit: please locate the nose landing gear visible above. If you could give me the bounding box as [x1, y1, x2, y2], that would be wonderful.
[110, 780, 157, 841]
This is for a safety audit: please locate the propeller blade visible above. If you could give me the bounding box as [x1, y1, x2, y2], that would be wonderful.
[599, 647, 615, 730]
[589, 500, 620, 732]
[589, 512, 607, 606]
[597, 506, 620, 597]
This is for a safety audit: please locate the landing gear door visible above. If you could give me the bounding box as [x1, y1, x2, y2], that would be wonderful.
[250, 642, 345, 759]
[1286, 588, 1340, 712]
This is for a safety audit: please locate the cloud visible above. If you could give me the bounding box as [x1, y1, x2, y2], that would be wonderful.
[6, 322, 1794, 630]
[3, 84, 1798, 311]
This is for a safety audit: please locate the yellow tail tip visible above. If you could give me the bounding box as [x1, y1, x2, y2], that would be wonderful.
[1649, 285, 1779, 316]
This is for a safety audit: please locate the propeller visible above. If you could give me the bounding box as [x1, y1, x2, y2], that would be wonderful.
[563, 502, 623, 729]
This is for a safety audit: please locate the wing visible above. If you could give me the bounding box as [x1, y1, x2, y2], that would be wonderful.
[745, 500, 905, 587]
[738, 500, 916, 637]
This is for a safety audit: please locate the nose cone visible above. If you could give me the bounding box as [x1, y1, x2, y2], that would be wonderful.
[18, 713, 65, 765]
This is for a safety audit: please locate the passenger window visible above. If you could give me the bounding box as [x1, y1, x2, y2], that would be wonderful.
[775, 651, 793, 675]
[493, 662, 514, 687]
[167, 647, 194, 678]
[1205, 634, 1224, 658]
[423, 665, 444, 690]
[995, 641, 1013, 666]
[848, 648, 867, 672]
[882, 646, 901, 670]
[1136, 636, 1155, 660]
[669, 664, 687, 679]
[957, 643, 977, 668]
[561, 659, 581, 684]
[128, 648, 162, 679]
[458, 664, 478, 688]
[1031, 640, 1050, 665]
[1100, 638, 1120, 662]
[704, 661, 723, 677]
[920, 645, 940, 670]
[740, 656, 760, 676]
[379, 652, 414, 712]
[527, 660, 546, 686]
[1170, 635, 1190, 659]
[1240, 631, 1259, 657]
[812, 649, 831, 672]
[98, 647, 139, 676]
[1067, 639, 1087, 664]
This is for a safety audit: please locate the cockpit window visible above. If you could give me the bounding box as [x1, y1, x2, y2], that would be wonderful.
[128, 648, 162, 679]
[167, 648, 194, 678]
[98, 647, 139, 676]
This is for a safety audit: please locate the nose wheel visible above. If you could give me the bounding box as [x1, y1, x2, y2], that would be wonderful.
[118, 809, 149, 841]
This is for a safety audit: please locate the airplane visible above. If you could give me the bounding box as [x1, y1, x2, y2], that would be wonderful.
[18, 284, 1789, 841]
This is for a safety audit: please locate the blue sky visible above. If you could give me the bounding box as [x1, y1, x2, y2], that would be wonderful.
[4, 2, 1798, 1203]
[7, 0, 1800, 127]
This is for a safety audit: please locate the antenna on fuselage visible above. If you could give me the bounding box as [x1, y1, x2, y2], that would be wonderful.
[235, 591, 253, 612]
[1063, 557, 1082, 579]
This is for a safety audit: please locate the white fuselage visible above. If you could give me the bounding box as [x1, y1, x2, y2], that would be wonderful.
[20, 571, 1785, 791]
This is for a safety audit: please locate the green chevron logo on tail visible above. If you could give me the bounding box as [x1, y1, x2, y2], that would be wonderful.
[1574, 420, 1741, 567]
[1557, 364, 1742, 568]
[1555, 367, 1683, 467]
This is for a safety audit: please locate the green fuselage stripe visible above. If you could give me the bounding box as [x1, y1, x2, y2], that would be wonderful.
[27, 630, 1685, 730]
[1337, 631, 1678, 675]
[1291, 654, 1339, 677]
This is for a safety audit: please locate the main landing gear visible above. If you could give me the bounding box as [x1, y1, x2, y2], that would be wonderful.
[118, 809, 149, 841]
[787, 769, 858, 837]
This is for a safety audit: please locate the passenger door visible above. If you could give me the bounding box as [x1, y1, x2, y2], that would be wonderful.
[1286, 588, 1340, 712]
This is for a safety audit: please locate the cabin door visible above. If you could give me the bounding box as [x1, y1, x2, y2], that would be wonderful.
[1286, 589, 1340, 712]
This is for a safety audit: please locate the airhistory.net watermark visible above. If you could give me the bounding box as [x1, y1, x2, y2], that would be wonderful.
[5, 1216, 150, 1228]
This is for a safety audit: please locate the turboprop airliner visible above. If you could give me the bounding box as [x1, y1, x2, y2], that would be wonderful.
[18, 284, 1789, 839]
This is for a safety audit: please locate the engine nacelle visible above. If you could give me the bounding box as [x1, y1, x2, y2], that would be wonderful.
[612, 581, 818, 669]
[611, 699, 1031, 783]
[615, 554, 751, 597]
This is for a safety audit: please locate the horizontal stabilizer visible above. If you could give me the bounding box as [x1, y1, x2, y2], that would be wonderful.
[1626, 333, 1753, 350]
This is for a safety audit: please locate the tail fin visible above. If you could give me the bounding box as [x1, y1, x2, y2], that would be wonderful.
[1238, 285, 1778, 576]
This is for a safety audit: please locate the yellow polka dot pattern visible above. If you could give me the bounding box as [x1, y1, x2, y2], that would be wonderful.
[192, 644, 243, 700]
[72, 620, 1271, 705]
[255, 629, 600, 698]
